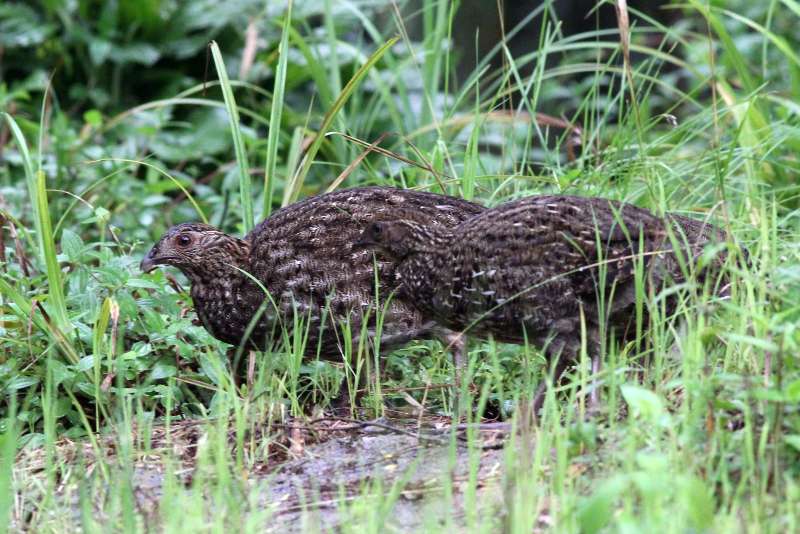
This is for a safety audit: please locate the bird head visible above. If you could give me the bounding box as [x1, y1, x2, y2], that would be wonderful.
[353, 220, 446, 261]
[141, 223, 249, 282]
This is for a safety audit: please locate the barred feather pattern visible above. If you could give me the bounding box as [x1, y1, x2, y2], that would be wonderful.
[141, 187, 484, 358]
[366, 195, 730, 360]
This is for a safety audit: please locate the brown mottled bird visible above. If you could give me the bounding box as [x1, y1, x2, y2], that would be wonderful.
[140, 187, 484, 360]
[355, 195, 731, 404]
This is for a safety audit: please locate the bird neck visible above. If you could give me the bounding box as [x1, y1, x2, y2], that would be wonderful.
[184, 237, 253, 287]
[189, 240, 268, 346]
[392, 222, 453, 260]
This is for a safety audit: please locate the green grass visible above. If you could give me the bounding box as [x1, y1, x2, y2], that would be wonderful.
[1, 0, 799, 531]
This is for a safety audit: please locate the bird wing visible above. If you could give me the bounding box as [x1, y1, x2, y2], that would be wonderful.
[450, 196, 668, 332]
[244, 187, 484, 352]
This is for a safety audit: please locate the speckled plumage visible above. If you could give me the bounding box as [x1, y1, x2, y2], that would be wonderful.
[140, 187, 484, 358]
[357, 195, 731, 360]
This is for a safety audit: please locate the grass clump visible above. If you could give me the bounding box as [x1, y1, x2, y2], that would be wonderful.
[1, 0, 799, 531]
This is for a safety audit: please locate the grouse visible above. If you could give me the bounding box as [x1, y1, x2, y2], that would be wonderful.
[141, 187, 484, 359]
[355, 195, 732, 403]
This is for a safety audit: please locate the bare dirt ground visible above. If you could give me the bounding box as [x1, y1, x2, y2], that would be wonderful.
[11, 414, 520, 531]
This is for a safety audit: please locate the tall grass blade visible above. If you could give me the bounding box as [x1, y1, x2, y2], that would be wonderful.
[1, 114, 40, 246]
[34, 170, 72, 334]
[323, 0, 344, 100]
[264, 1, 293, 217]
[281, 126, 306, 206]
[92, 297, 112, 430]
[422, 0, 449, 126]
[2, 112, 72, 336]
[291, 37, 398, 188]
[287, 27, 335, 110]
[0, 396, 17, 534]
[687, 1, 765, 102]
[0, 278, 78, 363]
[86, 158, 208, 223]
[210, 41, 254, 232]
[721, 8, 800, 68]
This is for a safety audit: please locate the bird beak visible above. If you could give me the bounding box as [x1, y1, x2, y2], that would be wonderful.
[140, 248, 158, 273]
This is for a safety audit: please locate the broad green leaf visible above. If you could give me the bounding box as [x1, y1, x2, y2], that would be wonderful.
[150, 361, 177, 380]
[785, 435, 800, 452]
[5, 376, 40, 390]
[683, 476, 715, 531]
[621, 384, 665, 423]
[60, 229, 84, 262]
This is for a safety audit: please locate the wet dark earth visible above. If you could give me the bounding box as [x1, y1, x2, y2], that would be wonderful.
[258, 420, 508, 531]
[11, 415, 523, 531]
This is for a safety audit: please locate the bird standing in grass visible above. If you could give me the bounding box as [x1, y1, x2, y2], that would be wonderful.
[355, 194, 732, 408]
[141, 187, 484, 362]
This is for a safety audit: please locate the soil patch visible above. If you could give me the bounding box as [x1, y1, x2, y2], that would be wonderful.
[11, 415, 515, 531]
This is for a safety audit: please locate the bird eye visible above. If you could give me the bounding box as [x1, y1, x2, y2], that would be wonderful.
[372, 224, 383, 237]
[177, 234, 192, 247]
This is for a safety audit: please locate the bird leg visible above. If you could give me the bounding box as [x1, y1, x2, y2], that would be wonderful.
[530, 348, 571, 416]
[352, 321, 439, 357]
[527, 325, 578, 418]
[528, 327, 602, 420]
[444, 331, 467, 388]
[247, 350, 257, 392]
[332, 354, 374, 416]
[583, 327, 604, 414]
[442, 330, 467, 419]
[589, 351, 601, 410]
